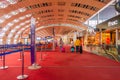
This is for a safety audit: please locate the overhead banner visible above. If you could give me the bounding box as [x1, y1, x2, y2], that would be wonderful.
[30, 17, 36, 65]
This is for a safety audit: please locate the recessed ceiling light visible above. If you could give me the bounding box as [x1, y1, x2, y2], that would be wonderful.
[19, 16, 25, 20]
[7, 0, 18, 4]
[25, 20, 30, 23]
[4, 14, 11, 19]
[20, 23, 25, 26]
[13, 19, 19, 23]
[0, 1, 9, 8]
[26, 14, 32, 17]
[11, 11, 19, 15]
[7, 22, 14, 26]
[11, 30, 15, 33]
[0, 19, 5, 23]
[37, 17, 40, 20]
[19, 7, 27, 12]
[15, 25, 20, 29]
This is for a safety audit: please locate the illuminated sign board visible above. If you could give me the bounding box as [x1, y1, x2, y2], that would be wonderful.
[97, 15, 120, 29]
[108, 20, 118, 27]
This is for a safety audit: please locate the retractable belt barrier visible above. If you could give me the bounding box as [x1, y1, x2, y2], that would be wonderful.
[0, 48, 30, 56]
[0, 44, 43, 56]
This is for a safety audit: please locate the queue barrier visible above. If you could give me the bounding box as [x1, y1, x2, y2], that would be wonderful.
[0, 48, 30, 56]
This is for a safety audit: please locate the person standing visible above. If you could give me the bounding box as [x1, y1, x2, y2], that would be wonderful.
[74, 37, 80, 53]
[79, 38, 83, 53]
[59, 38, 64, 52]
[70, 39, 75, 52]
[71, 39, 74, 47]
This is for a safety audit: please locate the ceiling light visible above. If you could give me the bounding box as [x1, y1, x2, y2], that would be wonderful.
[19, 7, 27, 12]
[8, 34, 13, 38]
[15, 25, 21, 29]
[37, 17, 40, 20]
[20, 23, 25, 26]
[17, 31, 21, 34]
[7, 0, 18, 4]
[0, 19, 5, 23]
[21, 28, 25, 31]
[0, 1, 9, 8]
[0, 33, 5, 37]
[11, 30, 15, 33]
[7, 22, 14, 26]
[0, 39, 3, 41]
[26, 25, 29, 28]
[25, 20, 30, 23]
[4, 14, 11, 19]
[14, 39, 17, 41]
[15, 36, 18, 38]
[13, 19, 19, 23]
[26, 14, 32, 17]
[11, 10, 19, 15]
[19, 16, 25, 20]
[3, 27, 8, 31]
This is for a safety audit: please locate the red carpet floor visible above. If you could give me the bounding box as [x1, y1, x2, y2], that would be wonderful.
[0, 47, 120, 80]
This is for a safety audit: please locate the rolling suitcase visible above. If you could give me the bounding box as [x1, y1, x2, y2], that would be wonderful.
[71, 46, 75, 52]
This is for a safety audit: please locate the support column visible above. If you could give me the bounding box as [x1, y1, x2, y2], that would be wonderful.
[28, 17, 41, 70]
[85, 20, 89, 45]
[100, 29, 102, 45]
[97, 13, 99, 24]
[52, 27, 55, 50]
[116, 29, 118, 47]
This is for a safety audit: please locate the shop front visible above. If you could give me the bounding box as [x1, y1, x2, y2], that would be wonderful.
[97, 14, 120, 56]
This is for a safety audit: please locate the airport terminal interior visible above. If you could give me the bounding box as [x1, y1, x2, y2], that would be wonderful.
[0, 0, 120, 80]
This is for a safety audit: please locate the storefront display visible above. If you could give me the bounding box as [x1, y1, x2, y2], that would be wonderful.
[102, 33, 110, 44]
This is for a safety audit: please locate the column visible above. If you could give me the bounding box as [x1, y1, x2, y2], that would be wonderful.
[116, 29, 118, 47]
[97, 13, 99, 24]
[100, 29, 102, 45]
[52, 27, 55, 50]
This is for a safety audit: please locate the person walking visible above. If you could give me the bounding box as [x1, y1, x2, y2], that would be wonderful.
[74, 37, 80, 53]
[79, 38, 83, 53]
[70, 39, 75, 52]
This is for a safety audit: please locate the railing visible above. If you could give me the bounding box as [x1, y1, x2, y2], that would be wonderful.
[84, 44, 120, 62]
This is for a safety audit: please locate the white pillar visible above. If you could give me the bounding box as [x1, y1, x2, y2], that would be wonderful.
[97, 13, 99, 24]
[116, 29, 118, 47]
[52, 27, 55, 50]
[100, 29, 102, 45]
